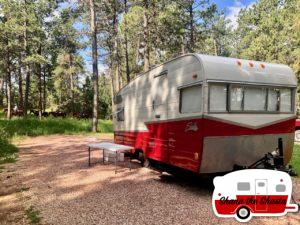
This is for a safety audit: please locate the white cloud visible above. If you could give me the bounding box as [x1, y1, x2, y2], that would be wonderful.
[227, 0, 255, 29]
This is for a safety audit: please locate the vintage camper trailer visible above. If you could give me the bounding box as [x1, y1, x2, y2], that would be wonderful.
[212, 169, 298, 222]
[113, 54, 297, 173]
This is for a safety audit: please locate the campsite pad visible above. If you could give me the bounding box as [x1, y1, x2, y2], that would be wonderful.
[0, 135, 299, 225]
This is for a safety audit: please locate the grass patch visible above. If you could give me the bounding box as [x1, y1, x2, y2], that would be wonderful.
[26, 206, 41, 224]
[291, 144, 300, 176]
[0, 128, 18, 165]
[0, 117, 113, 137]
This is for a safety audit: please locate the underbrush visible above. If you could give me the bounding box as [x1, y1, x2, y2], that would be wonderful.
[0, 117, 113, 137]
[0, 128, 18, 165]
[292, 144, 300, 176]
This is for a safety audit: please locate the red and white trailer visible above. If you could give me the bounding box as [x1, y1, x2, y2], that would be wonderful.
[212, 169, 298, 222]
[113, 54, 297, 173]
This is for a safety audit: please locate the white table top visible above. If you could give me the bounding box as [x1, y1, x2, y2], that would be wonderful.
[88, 142, 133, 152]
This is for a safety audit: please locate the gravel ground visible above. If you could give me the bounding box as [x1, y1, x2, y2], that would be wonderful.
[1, 135, 299, 225]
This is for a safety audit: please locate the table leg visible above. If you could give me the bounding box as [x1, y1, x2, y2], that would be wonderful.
[88, 147, 91, 166]
[115, 151, 118, 174]
[103, 149, 105, 164]
[129, 154, 131, 171]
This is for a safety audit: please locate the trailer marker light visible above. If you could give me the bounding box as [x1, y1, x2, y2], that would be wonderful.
[237, 60, 242, 66]
[249, 62, 254, 67]
[260, 64, 265, 69]
[280, 179, 283, 182]
[192, 74, 198, 79]
[218, 193, 221, 196]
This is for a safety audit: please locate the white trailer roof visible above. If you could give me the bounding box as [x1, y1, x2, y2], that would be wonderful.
[195, 54, 297, 86]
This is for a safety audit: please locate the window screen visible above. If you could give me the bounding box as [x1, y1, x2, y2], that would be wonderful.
[280, 88, 292, 112]
[230, 86, 243, 111]
[180, 85, 202, 113]
[244, 87, 267, 111]
[209, 84, 227, 112]
[268, 88, 279, 111]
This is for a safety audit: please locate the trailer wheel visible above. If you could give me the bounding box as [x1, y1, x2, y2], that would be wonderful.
[295, 129, 300, 142]
[236, 206, 250, 221]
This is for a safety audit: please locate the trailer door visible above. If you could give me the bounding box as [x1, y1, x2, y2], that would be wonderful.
[147, 72, 169, 163]
[255, 179, 268, 211]
[167, 84, 203, 172]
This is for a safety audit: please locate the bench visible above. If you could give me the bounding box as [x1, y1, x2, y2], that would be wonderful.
[88, 142, 133, 174]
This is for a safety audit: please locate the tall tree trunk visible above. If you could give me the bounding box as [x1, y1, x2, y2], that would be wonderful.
[188, 1, 194, 52]
[0, 77, 4, 108]
[109, 68, 115, 115]
[24, 0, 30, 115]
[89, 0, 99, 132]
[181, 35, 186, 54]
[124, 0, 130, 83]
[18, 52, 24, 110]
[113, 1, 121, 92]
[143, 0, 150, 71]
[69, 54, 74, 115]
[213, 39, 218, 56]
[6, 54, 12, 120]
[37, 45, 43, 120]
[43, 66, 46, 112]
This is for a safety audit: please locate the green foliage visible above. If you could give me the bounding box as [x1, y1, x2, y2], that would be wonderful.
[291, 144, 300, 176]
[0, 117, 113, 137]
[235, 0, 299, 76]
[26, 206, 41, 224]
[0, 127, 18, 165]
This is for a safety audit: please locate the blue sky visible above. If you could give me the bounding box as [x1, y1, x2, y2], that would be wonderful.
[212, 0, 256, 27]
[76, 0, 256, 73]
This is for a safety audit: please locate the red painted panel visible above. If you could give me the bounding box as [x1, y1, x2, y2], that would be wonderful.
[295, 119, 300, 128]
[214, 195, 288, 214]
[114, 118, 295, 173]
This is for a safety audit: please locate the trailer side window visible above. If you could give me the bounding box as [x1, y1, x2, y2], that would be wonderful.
[237, 182, 250, 191]
[276, 184, 286, 192]
[209, 84, 227, 112]
[230, 86, 243, 111]
[180, 85, 202, 113]
[267, 88, 280, 112]
[244, 87, 267, 111]
[280, 88, 292, 112]
[116, 108, 124, 121]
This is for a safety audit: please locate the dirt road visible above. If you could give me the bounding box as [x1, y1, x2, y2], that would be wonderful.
[0, 135, 299, 225]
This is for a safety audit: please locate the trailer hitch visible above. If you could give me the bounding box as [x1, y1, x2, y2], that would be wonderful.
[233, 138, 297, 176]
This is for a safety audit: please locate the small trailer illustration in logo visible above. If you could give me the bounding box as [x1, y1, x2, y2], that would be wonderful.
[212, 169, 298, 222]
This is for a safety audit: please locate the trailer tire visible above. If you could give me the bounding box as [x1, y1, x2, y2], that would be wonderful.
[295, 129, 300, 142]
[236, 206, 250, 221]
